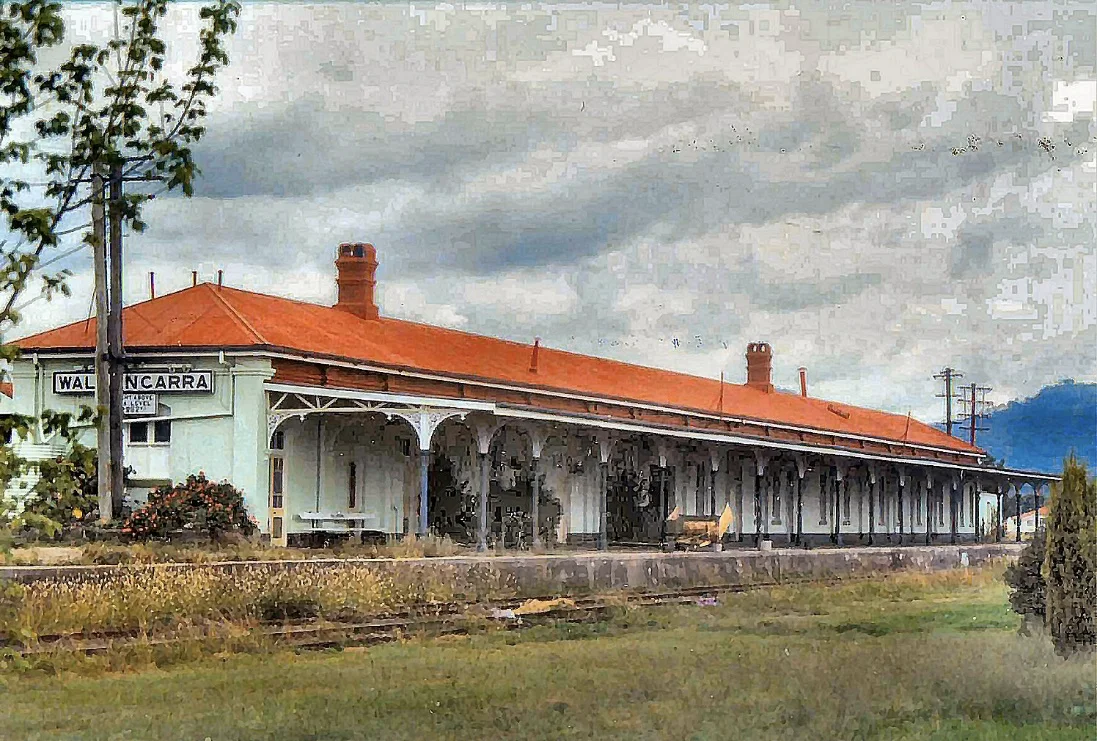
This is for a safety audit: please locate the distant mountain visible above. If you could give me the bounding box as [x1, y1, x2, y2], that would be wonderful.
[939, 380, 1096, 475]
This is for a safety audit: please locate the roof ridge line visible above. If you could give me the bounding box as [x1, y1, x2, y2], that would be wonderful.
[204, 284, 269, 345]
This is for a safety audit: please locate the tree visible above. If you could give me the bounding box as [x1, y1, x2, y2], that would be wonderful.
[1005, 527, 1046, 631]
[1043, 453, 1097, 656]
[1, 0, 240, 330]
[0, 0, 240, 524]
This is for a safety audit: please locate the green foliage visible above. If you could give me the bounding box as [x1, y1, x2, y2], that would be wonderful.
[122, 472, 257, 540]
[22, 443, 98, 527]
[1, 1, 241, 337]
[0, 1, 240, 521]
[8, 511, 61, 539]
[1005, 530, 1046, 624]
[1043, 454, 1097, 656]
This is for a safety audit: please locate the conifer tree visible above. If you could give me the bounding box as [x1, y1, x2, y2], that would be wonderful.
[1043, 453, 1097, 656]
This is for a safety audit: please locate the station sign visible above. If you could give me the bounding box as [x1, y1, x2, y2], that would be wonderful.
[53, 370, 214, 395]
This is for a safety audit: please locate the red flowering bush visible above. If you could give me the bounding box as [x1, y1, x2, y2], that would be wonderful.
[123, 472, 257, 541]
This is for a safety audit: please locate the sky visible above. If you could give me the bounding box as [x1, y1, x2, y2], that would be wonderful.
[10, 1, 1097, 424]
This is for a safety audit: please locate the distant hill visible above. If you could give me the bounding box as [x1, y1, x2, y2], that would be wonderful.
[940, 380, 1096, 475]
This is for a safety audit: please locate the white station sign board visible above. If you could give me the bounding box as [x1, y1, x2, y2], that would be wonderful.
[54, 370, 214, 395]
[121, 393, 158, 417]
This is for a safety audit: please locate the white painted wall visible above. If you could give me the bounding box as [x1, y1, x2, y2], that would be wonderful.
[0, 353, 273, 521]
[1, 353, 989, 541]
[275, 414, 418, 537]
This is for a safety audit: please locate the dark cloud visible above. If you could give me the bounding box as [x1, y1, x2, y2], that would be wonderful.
[190, 80, 757, 200]
[952, 217, 1045, 278]
[752, 273, 885, 312]
[190, 98, 550, 199]
[382, 103, 1079, 277]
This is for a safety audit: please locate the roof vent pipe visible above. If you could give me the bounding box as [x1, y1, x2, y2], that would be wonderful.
[745, 342, 774, 393]
[191, 270, 198, 287]
[149, 271, 155, 300]
[799, 367, 808, 397]
[529, 337, 541, 373]
[217, 269, 223, 288]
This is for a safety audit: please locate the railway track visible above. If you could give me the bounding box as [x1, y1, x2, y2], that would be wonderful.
[7, 574, 900, 657]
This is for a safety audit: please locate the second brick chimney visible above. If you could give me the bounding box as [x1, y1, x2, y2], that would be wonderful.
[746, 342, 774, 393]
[334, 242, 379, 320]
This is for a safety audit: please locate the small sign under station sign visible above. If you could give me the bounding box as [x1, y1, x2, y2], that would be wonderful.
[53, 370, 214, 395]
[121, 393, 158, 417]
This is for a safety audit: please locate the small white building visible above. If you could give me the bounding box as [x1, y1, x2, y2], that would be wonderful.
[1002, 507, 1050, 538]
[3, 242, 1056, 547]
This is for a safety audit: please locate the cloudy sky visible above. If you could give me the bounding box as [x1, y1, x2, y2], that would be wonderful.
[13, 1, 1097, 423]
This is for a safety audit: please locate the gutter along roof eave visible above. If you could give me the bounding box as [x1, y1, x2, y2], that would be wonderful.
[255, 349, 985, 459]
[491, 402, 1059, 480]
[262, 369, 984, 465]
[19, 342, 983, 459]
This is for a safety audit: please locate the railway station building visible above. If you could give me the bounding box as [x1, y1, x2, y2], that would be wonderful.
[5, 243, 1056, 548]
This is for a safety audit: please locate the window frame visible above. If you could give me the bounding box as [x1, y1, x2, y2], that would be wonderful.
[128, 421, 149, 444]
[128, 418, 171, 446]
[269, 456, 285, 510]
[770, 471, 782, 525]
[153, 419, 171, 444]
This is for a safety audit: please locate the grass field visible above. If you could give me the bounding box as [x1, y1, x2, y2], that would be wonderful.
[1, 568, 1093, 740]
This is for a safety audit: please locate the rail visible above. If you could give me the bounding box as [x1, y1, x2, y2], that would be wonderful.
[9, 573, 906, 657]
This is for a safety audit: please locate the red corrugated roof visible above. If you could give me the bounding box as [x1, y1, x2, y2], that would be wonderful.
[13, 283, 983, 456]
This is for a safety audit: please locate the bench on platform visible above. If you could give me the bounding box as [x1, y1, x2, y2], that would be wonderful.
[295, 511, 381, 533]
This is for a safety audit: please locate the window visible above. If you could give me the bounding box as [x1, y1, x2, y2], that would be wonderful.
[879, 484, 886, 526]
[785, 471, 795, 524]
[841, 482, 850, 525]
[914, 486, 922, 526]
[129, 421, 148, 443]
[269, 457, 284, 510]
[128, 419, 170, 444]
[270, 430, 285, 451]
[771, 473, 781, 525]
[694, 465, 703, 516]
[348, 462, 357, 509]
[818, 472, 828, 525]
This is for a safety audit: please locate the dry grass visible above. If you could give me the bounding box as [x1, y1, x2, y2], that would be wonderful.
[2, 534, 472, 566]
[0, 566, 1092, 740]
[0, 560, 515, 642]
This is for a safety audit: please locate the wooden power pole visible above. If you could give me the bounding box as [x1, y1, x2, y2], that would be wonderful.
[92, 170, 112, 522]
[107, 162, 126, 517]
[934, 367, 963, 437]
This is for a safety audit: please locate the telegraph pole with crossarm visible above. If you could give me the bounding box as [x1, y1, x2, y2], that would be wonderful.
[934, 367, 963, 438]
[85, 161, 164, 521]
[957, 382, 993, 447]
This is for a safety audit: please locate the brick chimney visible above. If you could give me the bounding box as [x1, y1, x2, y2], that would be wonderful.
[334, 242, 379, 320]
[746, 342, 774, 393]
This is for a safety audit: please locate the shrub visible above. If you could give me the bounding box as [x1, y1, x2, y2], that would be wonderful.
[1005, 528, 1046, 629]
[123, 473, 257, 541]
[1043, 454, 1097, 656]
[22, 443, 99, 529]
